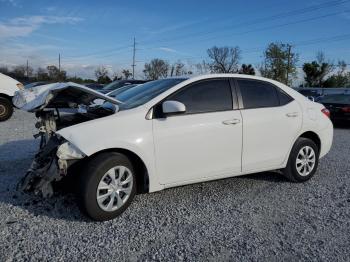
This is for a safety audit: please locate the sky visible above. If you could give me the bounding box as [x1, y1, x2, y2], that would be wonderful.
[0, 0, 350, 80]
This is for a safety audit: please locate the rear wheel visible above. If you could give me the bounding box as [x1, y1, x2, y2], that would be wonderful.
[0, 97, 13, 121]
[282, 138, 319, 182]
[78, 152, 136, 221]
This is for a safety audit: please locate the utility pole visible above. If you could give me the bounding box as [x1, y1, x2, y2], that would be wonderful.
[132, 37, 136, 79]
[286, 44, 292, 85]
[26, 59, 29, 78]
[58, 53, 61, 73]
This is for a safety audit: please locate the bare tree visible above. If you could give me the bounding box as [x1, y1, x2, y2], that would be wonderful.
[143, 59, 169, 80]
[170, 61, 186, 76]
[195, 60, 211, 75]
[207, 46, 241, 73]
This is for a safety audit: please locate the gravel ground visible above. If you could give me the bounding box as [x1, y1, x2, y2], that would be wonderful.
[0, 110, 349, 261]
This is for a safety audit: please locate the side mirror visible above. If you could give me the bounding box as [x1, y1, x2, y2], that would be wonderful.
[162, 100, 186, 115]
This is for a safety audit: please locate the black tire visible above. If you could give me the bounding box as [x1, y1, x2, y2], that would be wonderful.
[77, 152, 136, 221]
[0, 97, 13, 122]
[282, 137, 319, 182]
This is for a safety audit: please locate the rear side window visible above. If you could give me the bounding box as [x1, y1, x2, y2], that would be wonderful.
[237, 79, 279, 109]
[277, 88, 294, 105]
[168, 79, 233, 114]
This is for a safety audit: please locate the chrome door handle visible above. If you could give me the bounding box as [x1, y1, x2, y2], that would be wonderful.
[222, 119, 241, 125]
[286, 112, 299, 117]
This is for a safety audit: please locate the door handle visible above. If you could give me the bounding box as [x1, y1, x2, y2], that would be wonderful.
[286, 112, 299, 117]
[222, 119, 241, 125]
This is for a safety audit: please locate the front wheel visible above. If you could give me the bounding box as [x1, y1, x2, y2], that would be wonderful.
[282, 138, 319, 182]
[0, 97, 14, 122]
[78, 152, 136, 221]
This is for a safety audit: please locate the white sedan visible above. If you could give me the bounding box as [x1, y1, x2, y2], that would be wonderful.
[15, 74, 333, 221]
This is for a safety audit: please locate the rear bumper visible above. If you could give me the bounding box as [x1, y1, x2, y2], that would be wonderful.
[319, 123, 333, 159]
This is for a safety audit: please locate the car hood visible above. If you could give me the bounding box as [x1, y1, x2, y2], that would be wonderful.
[13, 82, 121, 112]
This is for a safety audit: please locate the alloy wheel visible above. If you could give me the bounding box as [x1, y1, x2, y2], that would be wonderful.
[96, 166, 133, 212]
[296, 146, 316, 177]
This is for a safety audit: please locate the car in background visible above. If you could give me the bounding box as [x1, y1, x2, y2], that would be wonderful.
[85, 83, 104, 91]
[316, 94, 350, 124]
[294, 88, 323, 101]
[24, 82, 48, 89]
[0, 72, 24, 121]
[106, 84, 140, 98]
[99, 80, 148, 94]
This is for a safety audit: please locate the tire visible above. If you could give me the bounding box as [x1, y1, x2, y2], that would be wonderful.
[282, 138, 319, 182]
[77, 152, 137, 221]
[0, 97, 13, 122]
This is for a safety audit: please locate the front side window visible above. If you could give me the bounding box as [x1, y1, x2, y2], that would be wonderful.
[167, 79, 233, 114]
[237, 79, 279, 109]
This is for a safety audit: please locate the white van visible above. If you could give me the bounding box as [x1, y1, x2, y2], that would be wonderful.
[0, 73, 23, 121]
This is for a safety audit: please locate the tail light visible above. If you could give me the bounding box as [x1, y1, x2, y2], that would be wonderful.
[321, 108, 331, 118]
[341, 106, 350, 113]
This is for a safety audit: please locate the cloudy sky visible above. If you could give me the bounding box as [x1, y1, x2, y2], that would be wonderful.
[0, 0, 350, 79]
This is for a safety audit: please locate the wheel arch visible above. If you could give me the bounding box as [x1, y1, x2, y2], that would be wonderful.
[88, 148, 150, 194]
[0, 93, 13, 102]
[299, 131, 321, 153]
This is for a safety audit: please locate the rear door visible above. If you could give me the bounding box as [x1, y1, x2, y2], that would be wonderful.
[153, 79, 243, 185]
[235, 79, 302, 172]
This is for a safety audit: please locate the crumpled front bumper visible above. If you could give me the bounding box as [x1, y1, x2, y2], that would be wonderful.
[18, 135, 85, 197]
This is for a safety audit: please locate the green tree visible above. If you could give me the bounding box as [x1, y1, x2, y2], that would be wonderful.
[95, 66, 111, 84]
[302, 52, 333, 87]
[122, 69, 132, 79]
[47, 65, 66, 81]
[260, 43, 298, 85]
[143, 59, 169, 80]
[323, 61, 350, 87]
[37, 67, 50, 81]
[207, 46, 241, 73]
[239, 64, 255, 75]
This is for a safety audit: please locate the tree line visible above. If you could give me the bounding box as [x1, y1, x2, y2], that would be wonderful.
[1, 42, 349, 87]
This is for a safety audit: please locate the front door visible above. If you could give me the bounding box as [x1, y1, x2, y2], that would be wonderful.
[153, 79, 243, 185]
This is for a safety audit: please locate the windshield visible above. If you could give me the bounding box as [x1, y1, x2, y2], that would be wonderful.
[102, 81, 128, 91]
[108, 84, 138, 98]
[115, 78, 187, 110]
[317, 94, 350, 104]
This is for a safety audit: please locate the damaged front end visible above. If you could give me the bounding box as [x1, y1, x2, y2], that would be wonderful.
[17, 135, 85, 197]
[14, 82, 120, 197]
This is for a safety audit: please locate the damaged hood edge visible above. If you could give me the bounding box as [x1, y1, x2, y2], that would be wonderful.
[13, 81, 122, 112]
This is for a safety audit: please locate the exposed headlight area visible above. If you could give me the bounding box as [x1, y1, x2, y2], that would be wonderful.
[57, 141, 85, 176]
[16, 83, 24, 90]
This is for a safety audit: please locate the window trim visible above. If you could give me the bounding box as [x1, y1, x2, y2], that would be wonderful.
[152, 78, 238, 119]
[234, 78, 294, 110]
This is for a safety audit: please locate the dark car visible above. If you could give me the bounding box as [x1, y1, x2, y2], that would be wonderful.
[99, 80, 148, 94]
[316, 94, 350, 124]
[85, 83, 104, 91]
[25, 82, 48, 89]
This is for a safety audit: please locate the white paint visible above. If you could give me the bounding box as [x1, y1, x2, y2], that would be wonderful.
[55, 74, 334, 193]
[0, 72, 22, 97]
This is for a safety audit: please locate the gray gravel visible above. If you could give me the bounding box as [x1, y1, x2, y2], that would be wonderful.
[0, 110, 349, 261]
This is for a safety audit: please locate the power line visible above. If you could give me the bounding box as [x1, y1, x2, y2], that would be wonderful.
[139, 0, 350, 48]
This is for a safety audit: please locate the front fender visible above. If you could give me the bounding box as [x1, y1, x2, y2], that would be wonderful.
[56, 112, 162, 192]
